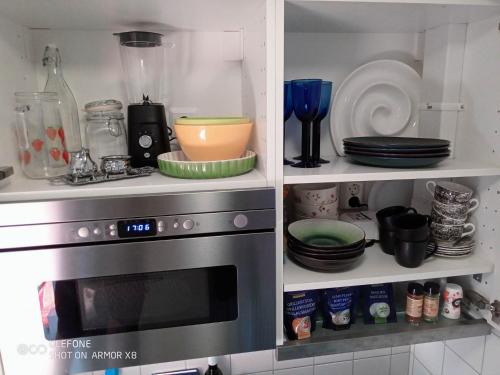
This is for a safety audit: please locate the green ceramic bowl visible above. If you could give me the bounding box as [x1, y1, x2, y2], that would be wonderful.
[288, 219, 366, 249]
[157, 150, 256, 179]
[175, 117, 251, 125]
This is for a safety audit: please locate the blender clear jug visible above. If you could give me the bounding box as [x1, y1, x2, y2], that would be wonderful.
[115, 31, 165, 104]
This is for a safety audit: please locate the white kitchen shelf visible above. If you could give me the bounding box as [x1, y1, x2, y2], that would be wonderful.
[285, 0, 500, 33]
[0, 0, 261, 30]
[283, 156, 500, 185]
[283, 244, 494, 292]
[0, 170, 268, 202]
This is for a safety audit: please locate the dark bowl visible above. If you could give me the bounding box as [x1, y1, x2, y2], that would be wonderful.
[288, 251, 364, 273]
[287, 219, 366, 250]
[287, 233, 365, 253]
[288, 241, 365, 260]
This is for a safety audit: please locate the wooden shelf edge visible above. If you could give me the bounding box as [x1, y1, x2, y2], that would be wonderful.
[276, 313, 491, 361]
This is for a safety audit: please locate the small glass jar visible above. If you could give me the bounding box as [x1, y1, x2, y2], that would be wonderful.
[406, 282, 424, 325]
[423, 282, 440, 323]
[84, 100, 127, 163]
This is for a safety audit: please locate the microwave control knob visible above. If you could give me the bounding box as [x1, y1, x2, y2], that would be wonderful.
[233, 214, 248, 229]
[139, 135, 153, 149]
[77, 227, 90, 238]
[182, 219, 194, 230]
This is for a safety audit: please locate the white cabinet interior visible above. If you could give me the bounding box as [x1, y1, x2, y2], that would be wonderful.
[0, 0, 274, 201]
[276, 0, 500, 352]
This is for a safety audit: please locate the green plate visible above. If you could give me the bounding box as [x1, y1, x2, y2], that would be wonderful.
[346, 154, 448, 168]
[158, 150, 256, 179]
[175, 117, 251, 125]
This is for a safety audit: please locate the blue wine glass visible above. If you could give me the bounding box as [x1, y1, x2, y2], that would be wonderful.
[291, 79, 322, 168]
[312, 81, 333, 164]
[284, 81, 294, 165]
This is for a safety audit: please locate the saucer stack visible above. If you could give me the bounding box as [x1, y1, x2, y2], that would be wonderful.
[292, 183, 339, 220]
[427, 237, 475, 258]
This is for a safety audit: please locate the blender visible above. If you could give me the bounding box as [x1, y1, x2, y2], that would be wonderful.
[115, 31, 171, 167]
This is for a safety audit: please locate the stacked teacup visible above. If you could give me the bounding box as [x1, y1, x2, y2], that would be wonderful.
[292, 183, 339, 220]
[426, 181, 478, 257]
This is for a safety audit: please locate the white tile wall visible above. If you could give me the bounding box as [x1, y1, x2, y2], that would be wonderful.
[140, 360, 186, 375]
[314, 353, 354, 365]
[411, 334, 500, 375]
[353, 348, 391, 360]
[445, 336, 485, 373]
[414, 341, 445, 375]
[273, 366, 313, 375]
[392, 346, 411, 355]
[413, 358, 432, 375]
[482, 333, 500, 375]
[230, 350, 274, 375]
[442, 348, 478, 375]
[273, 356, 313, 370]
[353, 355, 391, 375]
[391, 353, 410, 375]
[315, 361, 353, 375]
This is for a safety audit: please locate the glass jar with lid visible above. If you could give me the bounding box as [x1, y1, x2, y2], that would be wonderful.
[406, 282, 424, 325]
[84, 100, 127, 162]
[423, 282, 440, 323]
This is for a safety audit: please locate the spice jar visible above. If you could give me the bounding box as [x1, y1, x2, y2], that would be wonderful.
[423, 282, 440, 323]
[406, 282, 424, 325]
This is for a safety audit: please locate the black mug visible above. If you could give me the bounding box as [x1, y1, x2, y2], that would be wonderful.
[393, 213, 431, 242]
[377, 206, 417, 255]
[395, 237, 437, 268]
[376, 206, 417, 230]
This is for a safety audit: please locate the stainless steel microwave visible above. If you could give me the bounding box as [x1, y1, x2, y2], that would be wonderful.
[0, 189, 276, 375]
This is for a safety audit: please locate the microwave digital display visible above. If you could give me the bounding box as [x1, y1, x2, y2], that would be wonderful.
[117, 219, 157, 237]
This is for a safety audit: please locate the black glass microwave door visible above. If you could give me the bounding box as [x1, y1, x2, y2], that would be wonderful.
[39, 266, 237, 340]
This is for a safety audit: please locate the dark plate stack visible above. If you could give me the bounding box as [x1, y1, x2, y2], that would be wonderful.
[343, 137, 450, 168]
[287, 219, 366, 272]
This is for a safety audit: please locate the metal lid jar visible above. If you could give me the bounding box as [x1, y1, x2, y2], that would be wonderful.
[84, 100, 127, 162]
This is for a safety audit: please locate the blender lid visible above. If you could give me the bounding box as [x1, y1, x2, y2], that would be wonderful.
[114, 31, 163, 47]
